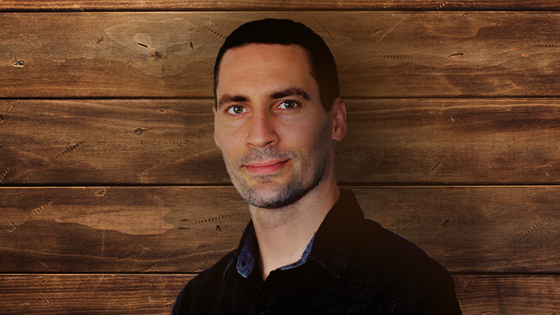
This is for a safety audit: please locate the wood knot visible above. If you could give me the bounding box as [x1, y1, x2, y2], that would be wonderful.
[134, 128, 151, 135]
[150, 51, 165, 61]
[11, 57, 25, 67]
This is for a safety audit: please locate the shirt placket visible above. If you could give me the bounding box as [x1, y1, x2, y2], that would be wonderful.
[247, 269, 284, 315]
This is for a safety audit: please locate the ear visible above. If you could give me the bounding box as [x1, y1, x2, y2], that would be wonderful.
[331, 97, 346, 141]
[213, 105, 221, 149]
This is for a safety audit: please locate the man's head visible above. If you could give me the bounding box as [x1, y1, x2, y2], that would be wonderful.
[213, 19, 346, 209]
[214, 18, 340, 111]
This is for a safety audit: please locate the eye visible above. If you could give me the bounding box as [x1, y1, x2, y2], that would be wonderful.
[278, 100, 300, 110]
[227, 105, 246, 115]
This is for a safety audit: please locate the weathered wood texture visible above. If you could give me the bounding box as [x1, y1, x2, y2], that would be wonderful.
[454, 275, 560, 314]
[3, 12, 560, 98]
[2, 186, 559, 273]
[1, 0, 560, 11]
[0, 187, 248, 273]
[3, 98, 560, 185]
[0, 99, 225, 185]
[2, 7, 559, 315]
[1, 274, 559, 314]
[0, 274, 192, 314]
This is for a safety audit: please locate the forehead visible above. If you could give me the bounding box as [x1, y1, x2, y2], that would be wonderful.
[220, 43, 310, 66]
[216, 44, 317, 96]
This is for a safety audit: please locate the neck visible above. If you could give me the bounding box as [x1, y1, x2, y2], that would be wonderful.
[249, 172, 340, 280]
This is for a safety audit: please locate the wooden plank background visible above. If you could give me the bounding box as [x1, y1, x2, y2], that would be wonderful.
[4, 11, 560, 98]
[3, 0, 560, 11]
[1, 2, 560, 315]
[3, 98, 560, 185]
[2, 275, 559, 314]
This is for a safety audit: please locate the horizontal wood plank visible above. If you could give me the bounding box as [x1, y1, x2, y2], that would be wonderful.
[454, 275, 560, 314]
[0, 186, 250, 273]
[0, 274, 192, 314]
[3, 98, 560, 185]
[0, 99, 227, 184]
[3, 12, 560, 98]
[0, 274, 558, 314]
[1, 1, 559, 11]
[1, 186, 559, 273]
[341, 98, 560, 185]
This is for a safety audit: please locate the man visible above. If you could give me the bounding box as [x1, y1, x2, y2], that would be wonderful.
[172, 18, 462, 314]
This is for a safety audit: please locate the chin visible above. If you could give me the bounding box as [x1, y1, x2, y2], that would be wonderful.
[240, 179, 312, 209]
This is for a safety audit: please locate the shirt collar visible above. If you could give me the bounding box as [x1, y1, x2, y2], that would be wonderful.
[236, 224, 258, 278]
[234, 224, 316, 279]
[223, 189, 363, 282]
[308, 189, 364, 278]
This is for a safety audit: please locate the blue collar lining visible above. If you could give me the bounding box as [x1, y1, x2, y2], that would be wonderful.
[236, 226, 316, 278]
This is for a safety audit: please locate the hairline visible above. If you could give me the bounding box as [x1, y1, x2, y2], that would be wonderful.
[214, 43, 324, 110]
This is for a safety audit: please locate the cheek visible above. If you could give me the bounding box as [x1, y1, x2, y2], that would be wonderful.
[215, 125, 244, 158]
[285, 121, 328, 152]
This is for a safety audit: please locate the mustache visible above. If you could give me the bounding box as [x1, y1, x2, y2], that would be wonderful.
[237, 147, 295, 165]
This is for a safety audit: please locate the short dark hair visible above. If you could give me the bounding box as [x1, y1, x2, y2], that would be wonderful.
[213, 18, 340, 110]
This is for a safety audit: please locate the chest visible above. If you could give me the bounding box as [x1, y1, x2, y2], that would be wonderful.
[214, 266, 398, 315]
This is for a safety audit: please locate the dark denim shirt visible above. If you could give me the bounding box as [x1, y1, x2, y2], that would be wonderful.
[172, 189, 462, 314]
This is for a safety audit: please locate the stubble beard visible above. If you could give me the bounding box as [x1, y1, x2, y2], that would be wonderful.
[223, 127, 331, 209]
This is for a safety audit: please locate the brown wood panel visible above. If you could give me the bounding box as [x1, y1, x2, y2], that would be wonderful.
[1, 274, 558, 314]
[3, 98, 560, 185]
[3, 12, 560, 98]
[340, 98, 560, 185]
[1, 186, 559, 273]
[0, 99, 227, 185]
[1, 0, 559, 11]
[0, 274, 192, 314]
[454, 275, 560, 314]
[0, 186, 250, 273]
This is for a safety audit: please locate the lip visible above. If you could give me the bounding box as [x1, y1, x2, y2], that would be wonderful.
[243, 160, 289, 174]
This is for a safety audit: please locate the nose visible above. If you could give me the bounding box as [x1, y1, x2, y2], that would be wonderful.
[245, 110, 279, 148]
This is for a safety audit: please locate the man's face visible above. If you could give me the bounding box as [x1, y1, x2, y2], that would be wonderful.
[214, 44, 335, 209]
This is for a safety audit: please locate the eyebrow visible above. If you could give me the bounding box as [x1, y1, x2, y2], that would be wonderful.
[217, 94, 249, 108]
[217, 87, 311, 109]
[270, 87, 311, 101]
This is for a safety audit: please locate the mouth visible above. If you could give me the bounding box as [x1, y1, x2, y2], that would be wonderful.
[243, 160, 290, 174]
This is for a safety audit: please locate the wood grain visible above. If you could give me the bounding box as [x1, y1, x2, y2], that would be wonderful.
[340, 98, 560, 185]
[1, 186, 559, 273]
[454, 275, 560, 314]
[3, 12, 560, 98]
[0, 274, 192, 314]
[0, 99, 227, 184]
[1, 0, 559, 11]
[1, 2, 558, 315]
[3, 98, 560, 185]
[0, 186, 250, 273]
[1, 274, 558, 314]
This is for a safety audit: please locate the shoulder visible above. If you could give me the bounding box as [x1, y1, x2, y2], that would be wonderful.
[351, 219, 461, 313]
[171, 250, 236, 314]
[356, 218, 443, 272]
[189, 249, 236, 290]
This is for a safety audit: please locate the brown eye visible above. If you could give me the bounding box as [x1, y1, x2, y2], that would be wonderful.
[278, 100, 299, 110]
[228, 105, 246, 115]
